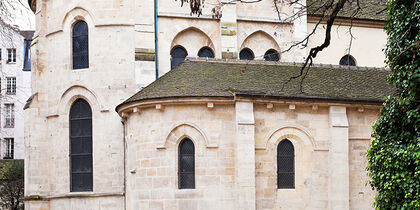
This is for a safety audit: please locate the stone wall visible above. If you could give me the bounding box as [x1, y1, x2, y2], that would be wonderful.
[119, 100, 380, 209]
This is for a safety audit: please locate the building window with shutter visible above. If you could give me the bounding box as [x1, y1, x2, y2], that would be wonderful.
[4, 104, 15, 128]
[7, 48, 16, 63]
[4, 138, 14, 159]
[178, 138, 195, 189]
[277, 139, 294, 189]
[72, 21, 89, 69]
[70, 99, 93, 192]
[6, 77, 16, 95]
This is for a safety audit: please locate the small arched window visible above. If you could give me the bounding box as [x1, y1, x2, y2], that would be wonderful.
[339, 54, 356, 66]
[171, 46, 188, 70]
[72, 21, 89, 69]
[197, 47, 215, 58]
[239, 48, 254, 60]
[70, 99, 93, 192]
[179, 138, 195, 189]
[277, 139, 294, 189]
[264, 49, 280, 61]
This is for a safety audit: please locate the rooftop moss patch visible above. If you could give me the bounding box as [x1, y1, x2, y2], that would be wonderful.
[117, 59, 394, 110]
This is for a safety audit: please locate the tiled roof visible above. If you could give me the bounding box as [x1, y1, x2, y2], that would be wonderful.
[307, 0, 387, 21]
[117, 59, 394, 110]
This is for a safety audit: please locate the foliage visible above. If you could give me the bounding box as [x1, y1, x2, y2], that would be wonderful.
[367, 0, 420, 209]
[0, 161, 24, 210]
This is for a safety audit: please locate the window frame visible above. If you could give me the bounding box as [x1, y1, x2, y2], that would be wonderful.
[339, 54, 356, 66]
[69, 98, 93, 192]
[170, 45, 188, 70]
[197, 47, 215, 58]
[7, 48, 16, 63]
[72, 21, 89, 70]
[4, 138, 14, 159]
[4, 104, 15, 128]
[178, 138, 195, 189]
[6, 77, 16, 95]
[264, 49, 280, 61]
[239, 48, 255, 60]
[277, 139, 295, 189]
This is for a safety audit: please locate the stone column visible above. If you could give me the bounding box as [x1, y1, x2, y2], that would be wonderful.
[235, 102, 256, 210]
[221, 0, 238, 59]
[328, 106, 349, 209]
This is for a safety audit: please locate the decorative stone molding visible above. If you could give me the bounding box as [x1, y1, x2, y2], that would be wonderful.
[259, 124, 315, 150]
[55, 85, 107, 116]
[157, 122, 217, 149]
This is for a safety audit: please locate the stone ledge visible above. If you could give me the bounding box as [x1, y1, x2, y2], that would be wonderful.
[24, 192, 125, 201]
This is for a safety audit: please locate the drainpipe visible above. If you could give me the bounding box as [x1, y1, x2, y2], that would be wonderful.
[122, 120, 127, 210]
[154, 0, 159, 80]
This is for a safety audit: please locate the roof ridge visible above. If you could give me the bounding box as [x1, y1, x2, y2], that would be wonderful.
[184, 57, 388, 71]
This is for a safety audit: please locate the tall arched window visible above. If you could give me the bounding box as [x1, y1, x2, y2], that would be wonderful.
[277, 139, 294, 189]
[264, 49, 280, 61]
[197, 47, 214, 58]
[70, 99, 93, 192]
[239, 48, 254, 60]
[179, 138, 195, 189]
[72, 21, 89, 69]
[339, 54, 356, 66]
[171, 46, 188, 70]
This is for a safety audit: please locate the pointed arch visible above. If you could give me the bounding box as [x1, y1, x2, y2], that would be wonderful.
[240, 30, 281, 60]
[171, 27, 216, 58]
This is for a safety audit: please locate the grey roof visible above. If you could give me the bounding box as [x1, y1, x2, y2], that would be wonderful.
[20, 30, 35, 40]
[307, 0, 387, 21]
[117, 59, 394, 110]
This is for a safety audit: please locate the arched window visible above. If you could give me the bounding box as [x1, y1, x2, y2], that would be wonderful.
[239, 48, 254, 60]
[339, 54, 356, 66]
[70, 99, 93, 192]
[197, 47, 215, 58]
[277, 139, 294, 189]
[72, 21, 89, 69]
[171, 46, 188, 70]
[264, 49, 280, 61]
[179, 138, 195, 189]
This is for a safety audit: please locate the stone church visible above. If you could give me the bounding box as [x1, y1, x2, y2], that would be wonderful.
[24, 0, 392, 209]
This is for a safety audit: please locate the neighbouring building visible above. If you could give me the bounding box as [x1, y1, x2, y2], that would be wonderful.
[25, 0, 392, 209]
[0, 22, 33, 160]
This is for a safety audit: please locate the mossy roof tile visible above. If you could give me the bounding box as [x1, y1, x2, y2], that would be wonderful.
[119, 60, 394, 109]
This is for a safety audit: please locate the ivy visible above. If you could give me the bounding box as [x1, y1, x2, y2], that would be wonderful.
[367, 0, 420, 209]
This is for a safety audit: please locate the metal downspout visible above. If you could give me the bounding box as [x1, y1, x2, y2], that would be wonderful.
[154, 0, 159, 80]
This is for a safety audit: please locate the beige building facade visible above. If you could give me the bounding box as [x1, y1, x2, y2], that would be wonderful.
[25, 0, 390, 209]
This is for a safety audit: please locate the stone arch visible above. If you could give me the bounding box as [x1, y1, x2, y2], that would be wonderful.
[171, 27, 216, 58]
[240, 30, 281, 60]
[62, 7, 95, 30]
[157, 122, 217, 149]
[57, 85, 102, 116]
[261, 124, 315, 150]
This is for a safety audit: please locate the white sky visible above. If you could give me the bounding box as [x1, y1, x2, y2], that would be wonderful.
[3, 0, 35, 30]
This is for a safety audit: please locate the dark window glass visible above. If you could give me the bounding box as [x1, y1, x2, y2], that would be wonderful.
[339, 55, 356, 66]
[239, 48, 254, 60]
[171, 46, 188, 70]
[264, 49, 280, 61]
[197, 47, 214, 58]
[23, 40, 32, 71]
[277, 139, 294, 189]
[72, 21, 89, 69]
[179, 138, 195, 189]
[70, 99, 93, 192]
